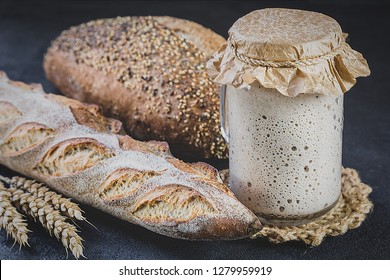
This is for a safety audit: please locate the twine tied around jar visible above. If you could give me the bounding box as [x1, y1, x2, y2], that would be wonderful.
[230, 42, 344, 68]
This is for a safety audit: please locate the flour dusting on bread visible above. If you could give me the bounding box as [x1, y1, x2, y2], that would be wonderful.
[0, 72, 261, 240]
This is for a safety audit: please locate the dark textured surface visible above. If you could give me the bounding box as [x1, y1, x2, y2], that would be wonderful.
[0, 0, 389, 260]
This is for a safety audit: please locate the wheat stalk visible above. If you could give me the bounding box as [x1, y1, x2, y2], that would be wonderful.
[0, 181, 30, 248]
[7, 176, 85, 222]
[8, 186, 85, 259]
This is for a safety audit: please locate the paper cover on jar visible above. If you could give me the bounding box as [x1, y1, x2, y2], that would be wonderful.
[206, 8, 370, 97]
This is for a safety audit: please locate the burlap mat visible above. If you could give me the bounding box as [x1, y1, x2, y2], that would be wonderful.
[219, 168, 373, 246]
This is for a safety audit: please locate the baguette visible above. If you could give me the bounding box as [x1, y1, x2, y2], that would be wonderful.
[44, 16, 228, 160]
[0, 72, 261, 240]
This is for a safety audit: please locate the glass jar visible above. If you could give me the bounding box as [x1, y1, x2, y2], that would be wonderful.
[222, 84, 343, 225]
[208, 8, 370, 226]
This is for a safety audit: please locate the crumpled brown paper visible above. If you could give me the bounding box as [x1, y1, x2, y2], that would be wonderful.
[207, 9, 370, 97]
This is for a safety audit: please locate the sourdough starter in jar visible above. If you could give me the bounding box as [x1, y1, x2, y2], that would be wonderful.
[228, 85, 343, 225]
[207, 8, 370, 226]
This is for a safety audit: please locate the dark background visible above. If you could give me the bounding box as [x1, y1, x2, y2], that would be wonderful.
[0, 0, 389, 259]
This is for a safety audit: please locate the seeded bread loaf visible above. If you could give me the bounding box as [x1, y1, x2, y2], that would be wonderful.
[43, 16, 228, 160]
[0, 72, 261, 240]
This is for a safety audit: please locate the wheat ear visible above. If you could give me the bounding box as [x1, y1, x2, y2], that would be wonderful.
[0, 182, 30, 248]
[9, 187, 85, 259]
[8, 176, 85, 222]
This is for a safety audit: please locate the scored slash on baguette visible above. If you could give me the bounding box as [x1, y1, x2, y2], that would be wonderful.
[33, 138, 115, 177]
[99, 168, 160, 204]
[0, 122, 55, 156]
[0, 72, 262, 240]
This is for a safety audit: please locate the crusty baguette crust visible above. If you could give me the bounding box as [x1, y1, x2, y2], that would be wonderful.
[0, 72, 261, 240]
[44, 16, 227, 159]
